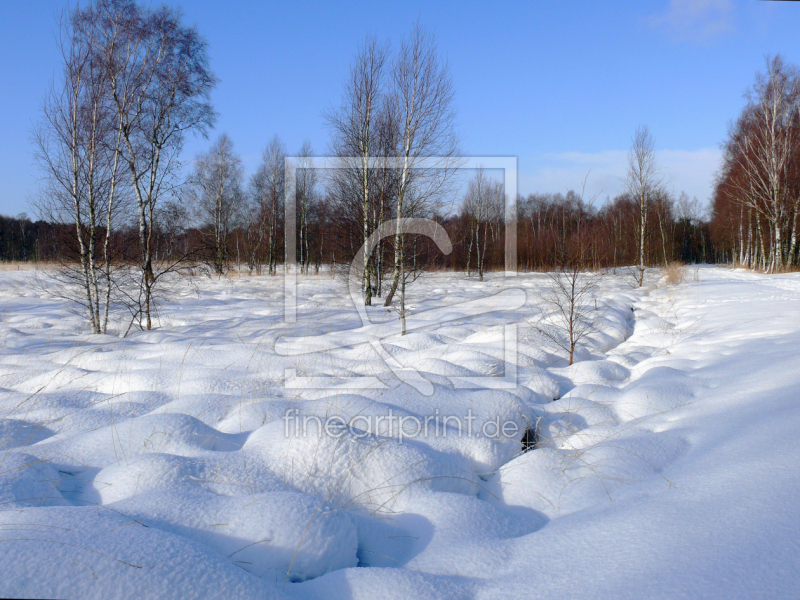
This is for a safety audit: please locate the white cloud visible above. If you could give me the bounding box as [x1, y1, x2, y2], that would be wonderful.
[649, 0, 736, 43]
[519, 147, 723, 209]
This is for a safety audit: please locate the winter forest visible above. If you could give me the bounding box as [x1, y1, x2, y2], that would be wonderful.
[1, 1, 800, 599]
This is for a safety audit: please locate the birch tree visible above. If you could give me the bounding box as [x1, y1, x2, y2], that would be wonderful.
[462, 168, 504, 281]
[250, 135, 286, 275]
[98, 0, 216, 328]
[33, 5, 126, 334]
[325, 37, 389, 303]
[535, 260, 601, 366]
[382, 23, 460, 335]
[728, 56, 798, 271]
[369, 104, 402, 295]
[187, 133, 243, 275]
[296, 141, 318, 275]
[625, 125, 661, 287]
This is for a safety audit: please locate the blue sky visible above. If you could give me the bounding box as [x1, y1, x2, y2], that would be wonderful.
[1, 0, 798, 218]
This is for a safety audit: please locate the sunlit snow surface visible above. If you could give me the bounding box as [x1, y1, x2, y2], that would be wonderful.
[1, 266, 799, 599]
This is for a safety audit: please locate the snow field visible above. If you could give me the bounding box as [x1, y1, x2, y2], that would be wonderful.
[1, 266, 799, 598]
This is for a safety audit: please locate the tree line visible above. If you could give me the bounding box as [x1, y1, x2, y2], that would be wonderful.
[4, 177, 714, 275]
[0, 215, 68, 262]
[710, 55, 800, 271]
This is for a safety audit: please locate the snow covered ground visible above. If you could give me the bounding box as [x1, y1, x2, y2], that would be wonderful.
[1, 266, 799, 599]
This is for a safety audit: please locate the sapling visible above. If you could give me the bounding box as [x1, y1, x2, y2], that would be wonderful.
[535, 257, 602, 366]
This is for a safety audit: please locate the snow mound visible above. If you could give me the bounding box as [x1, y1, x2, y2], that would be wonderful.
[217, 398, 294, 433]
[111, 489, 358, 581]
[531, 397, 619, 449]
[244, 418, 479, 512]
[612, 366, 698, 422]
[90, 452, 280, 503]
[38, 413, 246, 467]
[552, 359, 631, 387]
[0, 506, 283, 600]
[490, 428, 688, 517]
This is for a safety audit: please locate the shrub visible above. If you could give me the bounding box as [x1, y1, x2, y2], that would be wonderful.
[663, 262, 686, 285]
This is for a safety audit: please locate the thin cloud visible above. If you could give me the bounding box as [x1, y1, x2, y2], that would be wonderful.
[648, 0, 736, 43]
[521, 148, 722, 208]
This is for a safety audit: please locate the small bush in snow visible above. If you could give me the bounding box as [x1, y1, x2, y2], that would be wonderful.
[663, 262, 686, 285]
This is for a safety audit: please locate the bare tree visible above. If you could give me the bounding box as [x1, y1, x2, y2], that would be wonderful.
[325, 37, 389, 304]
[462, 168, 504, 281]
[250, 135, 286, 275]
[296, 141, 318, 275]
[370, 105, 402, 295]
[653, 188, 675, 267]
[187, 133, 243, 275]
[625, 125, 661, 287]
[156, 197, 190, 260]
[383, 23, 460, 335]
[33, 5, 127, 334]
[535, 258, 602, 366]
[96, 0, 216, 328]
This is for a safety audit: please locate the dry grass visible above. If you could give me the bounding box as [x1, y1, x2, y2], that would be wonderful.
[0, 261, 60, 271]
[663, 262, 686, 285]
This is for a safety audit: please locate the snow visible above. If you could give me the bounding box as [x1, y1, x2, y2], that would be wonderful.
[1, 266, 799, 598]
